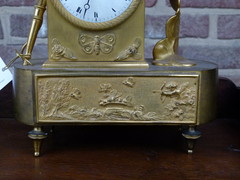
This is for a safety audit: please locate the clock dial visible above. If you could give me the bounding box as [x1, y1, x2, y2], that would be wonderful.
[52, 0, 141, 29]
[59, 0, 134, 23]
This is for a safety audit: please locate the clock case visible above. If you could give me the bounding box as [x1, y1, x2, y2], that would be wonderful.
[43, 0, 148, 68]
[10, 0, 218, 156]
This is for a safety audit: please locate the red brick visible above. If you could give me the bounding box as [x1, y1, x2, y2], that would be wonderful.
[0, 0, 35, 6]
[145, 14, 209, 39]
[1, 0, 159, 7]
[180, 15, 209, 38]
[166, 0, 240, 8]
[145, 15, 170, 39]
[0, 45, 48, 65]
[145, 41, 155, 59]
[218, 15, 240, 39]
[10, 14, 32, 37]
[10, 14, 47, 38]
[179, 45, 240, 69]
[145, 0, 158, 7]
[1, 0, 158, 7]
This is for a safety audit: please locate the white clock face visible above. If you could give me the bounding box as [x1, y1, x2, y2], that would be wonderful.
[59, 0, 134, 23]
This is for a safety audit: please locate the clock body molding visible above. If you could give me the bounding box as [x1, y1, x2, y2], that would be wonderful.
[44, 0, 147, 68]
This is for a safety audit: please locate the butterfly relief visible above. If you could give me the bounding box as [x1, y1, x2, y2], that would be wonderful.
[78, 33, 116, 55]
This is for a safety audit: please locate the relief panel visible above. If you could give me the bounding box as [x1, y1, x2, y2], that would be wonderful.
[35, 75, 199, 124]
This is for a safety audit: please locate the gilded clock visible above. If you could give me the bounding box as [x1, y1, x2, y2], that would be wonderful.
[8, 0, 218, 157]
[43, 0, 148, 68]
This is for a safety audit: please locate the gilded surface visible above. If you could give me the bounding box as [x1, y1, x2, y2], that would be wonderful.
[51, 38, 77, 60]
[78, 33, 116, 55]
[152, 0, 195, 67]
[115, 38, 142, 61]
[36, 75, 199, 123]
[153, 81, 197, 121]
[122, 77, 136, 88]
[98, 83, 133, 107]
[44, 0, 147, 68]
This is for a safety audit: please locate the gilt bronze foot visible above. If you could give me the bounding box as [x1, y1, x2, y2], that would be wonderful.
[182, 126, 201, 154]
[28, 127, 47, 157]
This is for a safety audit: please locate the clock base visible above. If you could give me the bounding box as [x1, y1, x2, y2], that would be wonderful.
[42, 60, 149, 69]
[13, 59, 217, 156]
[27, 125, 202, 156]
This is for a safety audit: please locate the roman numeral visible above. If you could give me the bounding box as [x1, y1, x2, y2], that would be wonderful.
[94, 12, 98, 18]
[76, 7, 82, 14]
[94, 12, 98, 21]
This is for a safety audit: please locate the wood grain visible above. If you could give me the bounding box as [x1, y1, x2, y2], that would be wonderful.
[0, 118, 239, 179]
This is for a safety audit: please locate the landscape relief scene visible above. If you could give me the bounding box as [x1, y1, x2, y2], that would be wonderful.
[36, 76, 198, 123]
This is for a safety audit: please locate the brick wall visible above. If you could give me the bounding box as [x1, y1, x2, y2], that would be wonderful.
[0, 0, 240, 84]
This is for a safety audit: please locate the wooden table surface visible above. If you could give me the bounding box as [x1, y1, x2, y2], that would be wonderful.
[0, 118, 240, 180]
